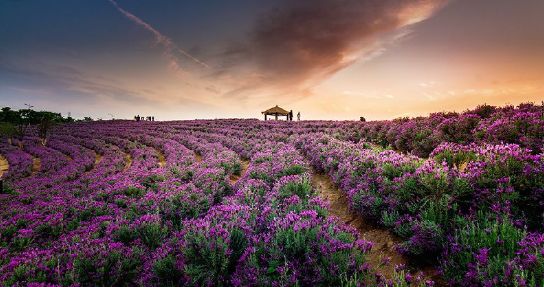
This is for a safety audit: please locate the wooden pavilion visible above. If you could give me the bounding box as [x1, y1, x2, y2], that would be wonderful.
[262, 105, 290, 120]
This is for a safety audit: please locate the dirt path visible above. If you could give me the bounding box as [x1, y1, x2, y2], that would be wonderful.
[230, 159, 250, 185]
[0, 155, 8, 178]
[31, 157, 41, 175]
[156, 148, 167, 168]
[311, 171, 442, 283]
[123, 152, 132, 171]
[94, 153, 102, 166]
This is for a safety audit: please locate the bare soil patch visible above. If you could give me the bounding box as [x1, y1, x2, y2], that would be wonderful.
[0, 155, 8, 178]
[230, 159, 250, 185]
[94, 153, 103, 166]
[123, 152, 132, 171]
[31, 157, 41, 175]
[156, 148, 167, 168]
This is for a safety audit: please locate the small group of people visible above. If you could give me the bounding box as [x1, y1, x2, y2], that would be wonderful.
[135, 115, 154, 122]
[288, 110, 301, 121]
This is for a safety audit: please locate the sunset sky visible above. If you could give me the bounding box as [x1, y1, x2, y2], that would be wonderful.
[1, 0, 543, 120]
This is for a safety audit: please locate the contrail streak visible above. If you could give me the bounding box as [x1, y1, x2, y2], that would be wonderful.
[107, 0, 210, 69]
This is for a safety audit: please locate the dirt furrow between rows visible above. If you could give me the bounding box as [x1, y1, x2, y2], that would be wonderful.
[122, 152, 132, 171]
[94, 153, 103, 166]
[0, 155, 8, 178]
[31, 157, 41, 175]
[155, 148, 166, 168]
[230, 159, 250, 185]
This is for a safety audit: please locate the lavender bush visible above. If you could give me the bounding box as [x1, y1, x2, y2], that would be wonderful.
[0, 103, 542, 286]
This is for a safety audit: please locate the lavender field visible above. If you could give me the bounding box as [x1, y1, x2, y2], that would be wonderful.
[0, 103, 543, 286]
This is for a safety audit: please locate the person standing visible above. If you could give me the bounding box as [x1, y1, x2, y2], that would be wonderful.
[289, 110, 293, 121]
[297, 111, 301, 121]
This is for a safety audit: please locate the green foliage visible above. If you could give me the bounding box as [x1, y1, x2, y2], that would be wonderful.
[393, 220, 413, 239]
[0, 182, 18, 195]
[442, 213, 526, 283]
[3, 263, 48, 286]
[114, 225, 138, 244]
[1, 224, 18, 246]
[171, 167, 193, 181]
[279, 165, 306, 177]
[278, 180, 313, 200]
[249, 171, 273, 183]
[249, 225, 368, 286]
[221, 161, 241, 175]
[123, 186, 146, 198]
[395, 177, 419, 203]
[381, 162, 415, 180]
[420, 195, 455, 227]
[183, 227, 247, 286]
[381, 210, 400, 228]
[141, 174, 166, 191]
[72, 251, 141, 286]
[400, 220, 444, 256]
[138, 222, 168, 249]
[34, 223, 62, 240]
[77, 205, 110, 221]
[153, 255, 182, 286]
[433, 149, 478, 168]
[0, 106, 73, 125]
[10, 236, 33, 252]
[182, 193, 210, 218]
[0, 122, 16, 139]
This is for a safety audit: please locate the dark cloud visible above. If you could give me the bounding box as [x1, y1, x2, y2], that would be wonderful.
[217, 0, 447, 98]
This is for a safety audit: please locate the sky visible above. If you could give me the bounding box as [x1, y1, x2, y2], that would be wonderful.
[1, 0, 543, 120]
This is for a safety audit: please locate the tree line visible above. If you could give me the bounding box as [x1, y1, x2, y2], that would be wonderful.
[0, 106, 84, 146]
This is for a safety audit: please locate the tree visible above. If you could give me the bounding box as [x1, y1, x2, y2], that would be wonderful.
[0, 122, 16, 145]
[0, 107, 20, 123]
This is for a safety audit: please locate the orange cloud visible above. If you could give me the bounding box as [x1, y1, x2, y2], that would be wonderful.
[212, 0, 448, 102]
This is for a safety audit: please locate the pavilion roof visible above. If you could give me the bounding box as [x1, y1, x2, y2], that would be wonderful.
[262, 105, 289, 115]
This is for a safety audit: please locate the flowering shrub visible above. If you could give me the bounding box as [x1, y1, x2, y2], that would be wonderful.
[233, 212, 372, 286]
[440, 214, 541, 286]
[0, 104, 542, 286]
[294, 129, 544, 285]
[343, 103, 543, 156]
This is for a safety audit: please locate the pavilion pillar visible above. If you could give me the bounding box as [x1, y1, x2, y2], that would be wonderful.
[275, 114, 278, 120]
[265, 114, 267, 120]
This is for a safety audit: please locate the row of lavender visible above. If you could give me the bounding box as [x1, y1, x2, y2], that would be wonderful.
[0, 123, 247, 285]
[1, 109, 542, 286]
[158, 102, 544, 158]
[0, 122, 425, 286]
[173, 118, 544, 286]
[295, 133, 544, 286]
[340, 103, 544, 157]
[159, 118, 544, 286]
[149, 141, 374, 286]
[151, 126, 435, 286]
[169, 118, 544, 285]
[152, 122, 441, 284]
